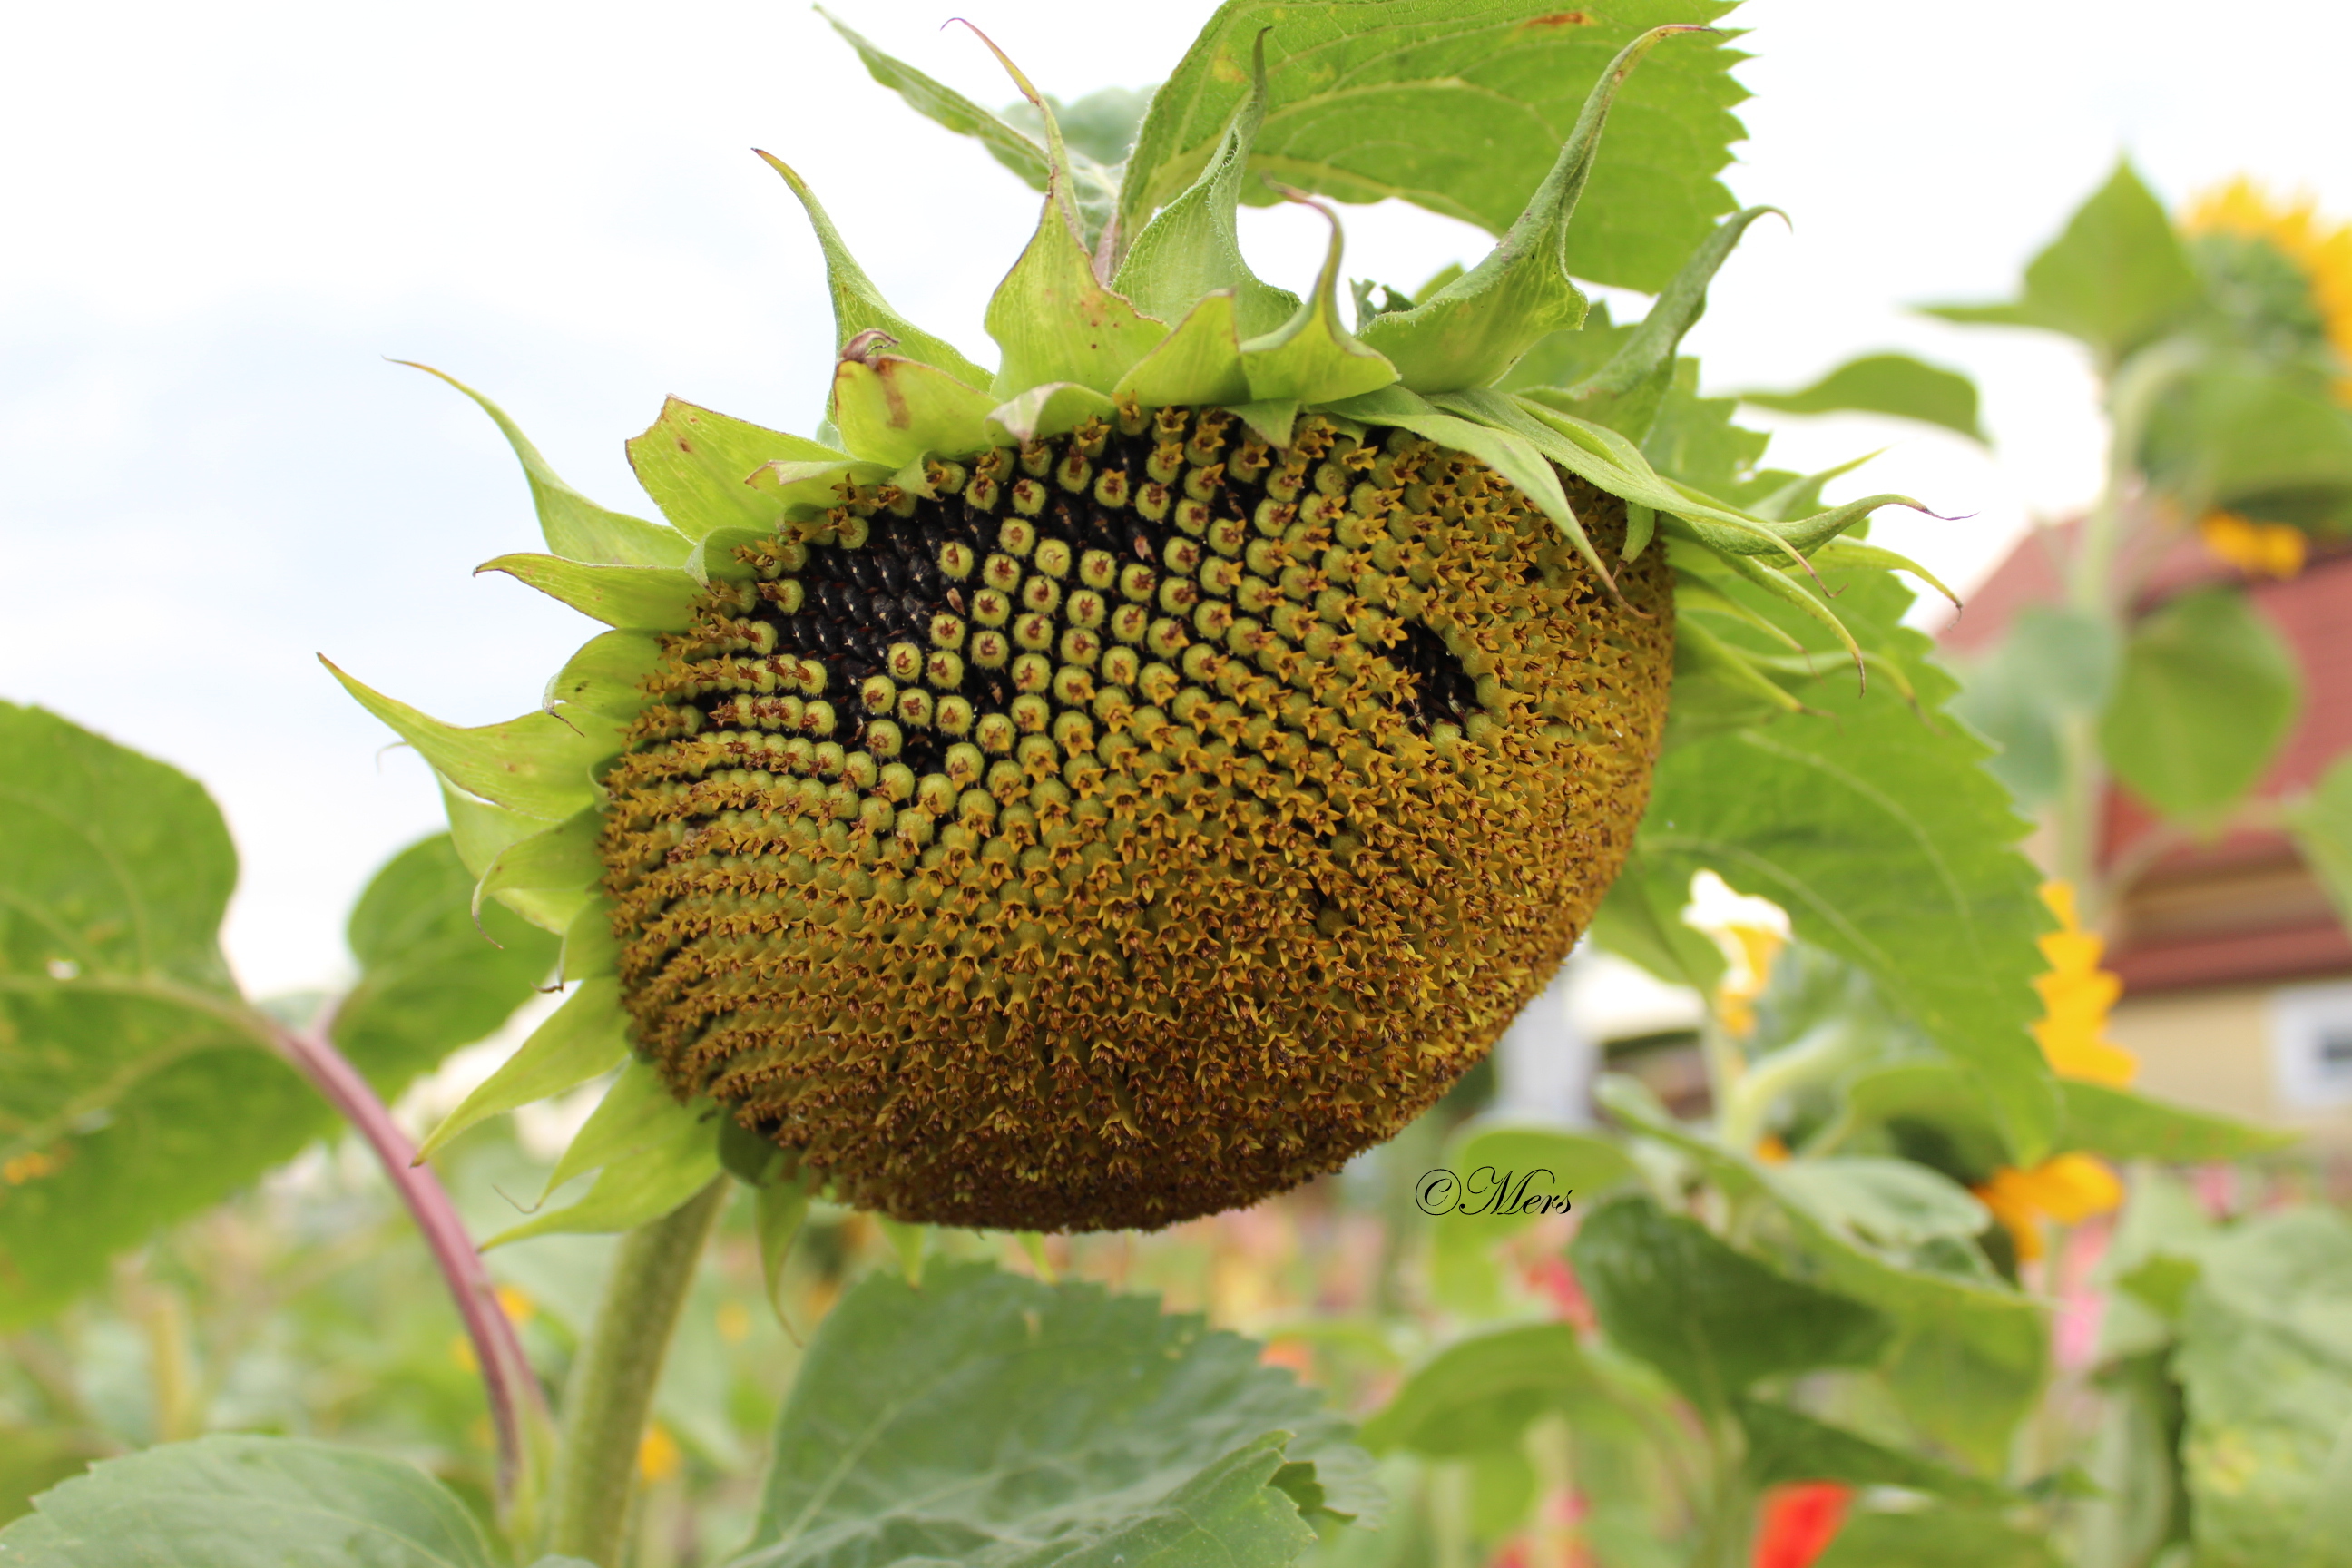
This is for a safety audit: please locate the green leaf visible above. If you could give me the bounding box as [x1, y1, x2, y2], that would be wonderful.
[416, 979, 628, 1161]
[1922, 161, 2200, 367]
[2288, 755, 2352, 929]
[1630, 574, 2059, 1160]
[475, 552, 701, 631]
[820, 11, 1126, 252]
[1357, 27, 1705, 393]
[322, 660, 621, 823]
[1358, 1323, 1608, 1456]
[2060, 1080, 2295, 1162]
[332, 834, 557, 1094]
[0, 1434, 504, 1567]
[397, 360, 690, 567]
[2173, 1208, 2352, 1567]
[1426, 1120, 1633, 1314]
[1813, 1505, 2059, 1568]
[1599, 1079, 2048, 1464]
[626, 397, 840, 541]
[1948, 604, 2120, 810]
[831, 353, 1000, 466]
[2143, 363, 2352, 525]
[0, 705, 307, 1324]
[1121, 1, 1749, 294]
[726, 1262, 1378, 1568]
[1735, 1397, 2013, 1505]
[1740, 354, 1988, 443]
[1569, 1195, 1894, 1411]
[2099, 585, 2301, 823]
[757, 152, 993, 388]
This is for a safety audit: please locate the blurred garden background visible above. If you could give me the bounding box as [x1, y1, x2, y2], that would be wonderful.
[7, 4, 2352, 1567]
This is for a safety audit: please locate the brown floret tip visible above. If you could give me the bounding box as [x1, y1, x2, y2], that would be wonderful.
[597, 411, 1674, 1230]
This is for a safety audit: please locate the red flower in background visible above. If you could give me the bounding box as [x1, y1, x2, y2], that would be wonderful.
[1752, 1483, 1851, 1568]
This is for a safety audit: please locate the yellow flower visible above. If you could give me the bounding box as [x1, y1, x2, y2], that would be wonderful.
[494, 1284, 536, 1328]
[2, 1150, 59, 1185]
[715, 1301, 753, 1346]
[1975, 1153, 2124, 1262]
[2185, 175, 2352, 401]
[2032, 882, 2138, 1086]
[1753, 1134, 1792, 1165]
[637, 1422, 682, 1484]
[2199, 511, 2307, 579]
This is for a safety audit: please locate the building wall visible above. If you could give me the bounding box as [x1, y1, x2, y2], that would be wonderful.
[2112, 974, 2352, 1146]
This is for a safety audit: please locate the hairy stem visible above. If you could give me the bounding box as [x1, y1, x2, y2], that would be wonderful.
[268, 1018, 550, 1520]
[547, 1179, 730, 1566]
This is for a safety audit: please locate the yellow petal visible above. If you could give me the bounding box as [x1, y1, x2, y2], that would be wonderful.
[2026, 1153, 2126, 1223]
[2039, 880, 2081, 932]
[638, 1422, 683, 1484]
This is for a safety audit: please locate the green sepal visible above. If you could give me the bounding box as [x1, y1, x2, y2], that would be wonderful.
[323, 660, 615, 822]
[1700, 544, 1863, 674]
[756, 1177, 814, 1324]
[559, 897, 620, 982]
[488, 1110, 720, 1243]
[486, 1062, 720, 1244]
[1506, 390, 1919, 562]
[561, 920, 617, 992]
[1674, 570, 1806, 653]
[985, 194, 1169, 398]
[542, 1060, 675, 1195]
[1112, 292, 1251, 407]
[471, 807, 603, 935]
[396, 362, 690, 568]
[1237, 197, 1396, 405]
[746, 457, 893, 511]
[1355, 27, 1706, 392]
[475, 553, 702, 631]
[1111, 31, 1298, 339]
[682, 527, 769, 590]
[542, 631, 662, 721]
[414, 977, 632, 1162]
[985, 382, 1121, 446]
[439, 777, 552, 880]
[626, 397, 838, 540]
[1331, 386, 1605, 584]
[1673, 618, 1808, 717]
[1551, 204, 1781, 440]
[1226, 398, 1300, 449]
[755, 152, 992, 387]
[1808, 540, 1962, 612]
[831, 352, 1000, 467]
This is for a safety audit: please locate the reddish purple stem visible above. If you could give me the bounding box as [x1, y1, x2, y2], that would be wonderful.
[269, 1019, 547, 1498]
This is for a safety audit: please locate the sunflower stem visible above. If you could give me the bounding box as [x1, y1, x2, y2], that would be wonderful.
[546, 1178, 730, 1566]
[267, 1014, 553, 1535]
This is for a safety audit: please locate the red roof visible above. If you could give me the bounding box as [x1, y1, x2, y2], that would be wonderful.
[1937, 524, 2352, 993]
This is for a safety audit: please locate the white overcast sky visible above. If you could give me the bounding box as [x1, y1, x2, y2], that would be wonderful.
[5, 0, 2349, 996]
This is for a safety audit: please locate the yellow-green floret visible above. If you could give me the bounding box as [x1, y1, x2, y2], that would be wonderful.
[596, 406, 1671, 1230]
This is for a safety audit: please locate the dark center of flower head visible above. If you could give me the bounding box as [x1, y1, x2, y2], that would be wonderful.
[597, 404, 1675, 1232]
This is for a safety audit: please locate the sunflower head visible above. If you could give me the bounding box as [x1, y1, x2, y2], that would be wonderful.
[2184, 177, 2352, 399]
[339, 14, 1923, 1233]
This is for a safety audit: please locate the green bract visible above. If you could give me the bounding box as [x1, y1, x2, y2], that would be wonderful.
[336, 4, 1945, 1234]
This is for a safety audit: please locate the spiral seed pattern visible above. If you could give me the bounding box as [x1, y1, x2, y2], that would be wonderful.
[597, 407, 1672, 1230]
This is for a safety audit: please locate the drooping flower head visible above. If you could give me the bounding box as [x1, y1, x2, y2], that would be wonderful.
[341, 14, 1931, 1232]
